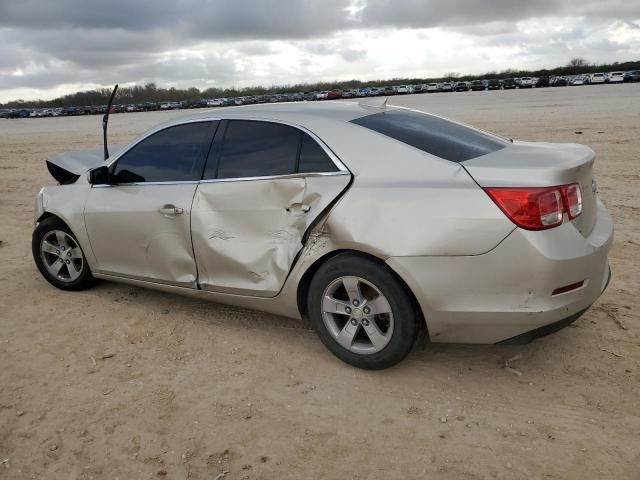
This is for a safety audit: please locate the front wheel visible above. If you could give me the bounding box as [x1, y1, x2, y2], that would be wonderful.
[32, 216, 97, 291]
[307, 253, 421, 369]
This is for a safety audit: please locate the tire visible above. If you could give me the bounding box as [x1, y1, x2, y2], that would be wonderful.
[32, 216, 97, 291]
[307, 253, 421, 370]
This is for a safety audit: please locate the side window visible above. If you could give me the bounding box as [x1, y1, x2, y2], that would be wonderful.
[214, 121, 300, 179]
[112, 121, 216, 183]
[298, 133, 338, 173]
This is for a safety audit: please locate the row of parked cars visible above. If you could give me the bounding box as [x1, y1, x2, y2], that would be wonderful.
[2, 70, 638, 119]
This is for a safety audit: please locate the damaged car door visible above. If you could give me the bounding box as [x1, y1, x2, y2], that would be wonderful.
[191, 120, 351, 296]
[84, 121, 217, 286]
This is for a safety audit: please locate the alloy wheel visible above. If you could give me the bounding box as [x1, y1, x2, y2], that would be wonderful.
[321, 275, 394, 355]
[39, 230, 84, 283]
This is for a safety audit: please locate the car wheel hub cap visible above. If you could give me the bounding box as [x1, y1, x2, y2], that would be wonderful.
[40, 230, 84, 283]
[321, 276, 394, 355]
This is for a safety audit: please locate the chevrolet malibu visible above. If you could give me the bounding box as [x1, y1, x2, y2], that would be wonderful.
[33, 102, 613, 369]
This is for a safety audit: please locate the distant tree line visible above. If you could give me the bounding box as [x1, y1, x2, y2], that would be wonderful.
[2, 58, 639, 109]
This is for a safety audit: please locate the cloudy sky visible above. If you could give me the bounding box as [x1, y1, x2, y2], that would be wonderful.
[1, 0, 639, 102]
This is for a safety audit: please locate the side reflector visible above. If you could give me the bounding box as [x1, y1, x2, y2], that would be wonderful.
[552, 280, 584, 296]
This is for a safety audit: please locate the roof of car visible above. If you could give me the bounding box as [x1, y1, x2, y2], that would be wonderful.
[162, 101, 381, 127]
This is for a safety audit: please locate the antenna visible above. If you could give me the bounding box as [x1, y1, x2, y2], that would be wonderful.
[103, 84, 119, 160]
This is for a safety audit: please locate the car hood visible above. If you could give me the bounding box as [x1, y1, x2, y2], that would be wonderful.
[46, 145, 124, 184]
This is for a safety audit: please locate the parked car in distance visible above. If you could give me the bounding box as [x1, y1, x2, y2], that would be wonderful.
[570, 76, 585, 86]
[316, 91, 329, 100]
[34, 102, 613, 369]
[470, 80, 486, 91]
[550, 76, 568, 87]
[426, 83, 439, 92]
[589, 73, 606, 84]
[341, 89, 356, 98]
[455, 81, 470, 92]
[440, 82, 454, 92]
[327, 90, 343, 100]
[519, 77, 534, 88]
[605, 72, 624, 83]
[624, 70, 640, 82]
[395, 85, 410, 94]
[487, 79, 502, 90]
[502, 78, 517, 89]
[355, 88, 370, 97]
[383, 86, 395, 95]
[535, 76, 550, 88]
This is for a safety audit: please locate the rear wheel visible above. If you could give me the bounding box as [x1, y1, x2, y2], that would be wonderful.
[32, 217, 96, 291]
[307, 253, 420, 369]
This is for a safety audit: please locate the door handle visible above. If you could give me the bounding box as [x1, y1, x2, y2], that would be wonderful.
[286, 203, 311, 213]
[158, 205, 184, 215]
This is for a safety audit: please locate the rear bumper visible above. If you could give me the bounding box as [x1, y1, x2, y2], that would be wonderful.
[498, 266, 611, 344]
[387, 199, 613, 344]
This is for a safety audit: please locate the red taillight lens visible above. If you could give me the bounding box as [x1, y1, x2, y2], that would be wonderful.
[484, 183, 582, 230]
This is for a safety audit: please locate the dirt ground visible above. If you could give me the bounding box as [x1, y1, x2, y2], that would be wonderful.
[1, 85, 639, 479]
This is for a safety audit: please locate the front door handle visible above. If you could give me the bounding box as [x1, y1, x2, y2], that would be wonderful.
[158, 205, 184, 215]
[286, 203, 311, 213]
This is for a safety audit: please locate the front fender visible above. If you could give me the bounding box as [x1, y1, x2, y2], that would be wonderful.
[34, 184, 97, 270]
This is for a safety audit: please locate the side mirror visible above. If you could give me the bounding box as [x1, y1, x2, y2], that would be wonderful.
[89, 165, 110, 185]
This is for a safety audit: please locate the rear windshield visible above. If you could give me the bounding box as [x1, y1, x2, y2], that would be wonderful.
[350, 109, 507, 162]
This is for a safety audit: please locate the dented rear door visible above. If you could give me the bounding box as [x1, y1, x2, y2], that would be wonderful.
[192, 174, 349, 296]
[191, 119, 351, 297]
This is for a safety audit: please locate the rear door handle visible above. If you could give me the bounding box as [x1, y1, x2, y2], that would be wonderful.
[158, 205, 184, 215]
[286, 203, 311, 213]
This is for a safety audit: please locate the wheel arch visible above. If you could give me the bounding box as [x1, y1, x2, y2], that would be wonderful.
[36, 211, 60, 224]
[296, 249, 428, 339]
[34, 208, 98, 271]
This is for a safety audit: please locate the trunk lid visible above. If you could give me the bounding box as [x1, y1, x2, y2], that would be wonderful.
[462, 140, 597, 236]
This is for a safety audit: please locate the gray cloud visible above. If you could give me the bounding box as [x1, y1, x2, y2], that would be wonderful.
[0, 0, 639, 101]
[360, 0, 640, 29]
[0, 0, 354, 39]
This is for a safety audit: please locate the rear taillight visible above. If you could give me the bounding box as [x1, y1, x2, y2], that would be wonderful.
[563, 183, 582, 219]
[484, 183, 582, 230]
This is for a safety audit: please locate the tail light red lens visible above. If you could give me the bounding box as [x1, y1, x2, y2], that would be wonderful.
[484, 183, 582, 230]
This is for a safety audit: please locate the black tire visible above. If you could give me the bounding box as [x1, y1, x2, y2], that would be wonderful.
[307, 253, 421, 370]
[32, 216, 97, 291]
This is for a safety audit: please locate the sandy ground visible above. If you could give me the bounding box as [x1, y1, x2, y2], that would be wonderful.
[1, 85, 639, 480]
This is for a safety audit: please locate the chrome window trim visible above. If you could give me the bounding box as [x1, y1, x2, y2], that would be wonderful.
[91, 171, 350, 188]
[91, 180, 201, 188]
[95, 115, 351, 187]
[199, 170, 349, 184]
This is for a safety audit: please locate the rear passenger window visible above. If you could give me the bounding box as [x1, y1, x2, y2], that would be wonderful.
[299, 133, 338, 173]
[216, 121, 299, 179]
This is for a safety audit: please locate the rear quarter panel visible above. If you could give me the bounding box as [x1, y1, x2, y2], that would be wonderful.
[310, 120, 515, 256]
